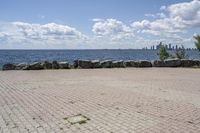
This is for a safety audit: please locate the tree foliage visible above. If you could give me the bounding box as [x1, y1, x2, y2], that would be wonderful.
[174, 45, 188, 59]
[158, 42, 169, 61]
[194, 35, 200, 52]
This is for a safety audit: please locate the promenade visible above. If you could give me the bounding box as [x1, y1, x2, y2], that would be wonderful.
[0, 68, 200, 133]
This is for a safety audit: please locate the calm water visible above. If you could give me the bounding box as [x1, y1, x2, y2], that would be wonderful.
[0, 49, 200, 68]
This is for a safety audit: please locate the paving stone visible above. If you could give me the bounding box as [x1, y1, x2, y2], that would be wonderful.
[0, 68, 200, 132]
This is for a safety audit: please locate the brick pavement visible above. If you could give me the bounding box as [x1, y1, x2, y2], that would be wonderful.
[0, 68, 200, 133]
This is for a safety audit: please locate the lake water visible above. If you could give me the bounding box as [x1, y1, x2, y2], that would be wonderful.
[0, 49, 200, 68]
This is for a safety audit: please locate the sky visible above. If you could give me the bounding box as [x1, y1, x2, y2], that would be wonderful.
[0, 0, 199, 49]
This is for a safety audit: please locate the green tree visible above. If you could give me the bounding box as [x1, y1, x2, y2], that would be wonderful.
[174, 45, 188, 59]
[194, 35, 200, 52]
[158, 42, 169, 61]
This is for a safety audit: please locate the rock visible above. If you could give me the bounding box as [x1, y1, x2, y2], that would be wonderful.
[138, 60, 152, 67]
[100, 60, 112, 68]
[52, 61, 59, 69]
[193, 60, 200, 67]
[180, 59, 196, 67]
[91, 60, 101, 68]
[15, 63, 28, 70]
[2, 63, 16, 70]
[27, 62, 44, 70]
[73, 60, 79, 68]
[59, 62, 70, 69]
[164, 59, 181, 67]
[153, 60, 165, 67]
[76, 60, 92, 69]
[124, 60, 139, 67]
[43, 61, 52, 69]
[111, 60, 125, 68]
[69, 64, 74, 69]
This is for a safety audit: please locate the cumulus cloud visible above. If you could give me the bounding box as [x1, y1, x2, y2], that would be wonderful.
[0, 22, 88, 48]
[132, 0, 200, 36]
[12, 22, 87, 40]
[91, 18, 104, 22]
[92, 19, 134, 41]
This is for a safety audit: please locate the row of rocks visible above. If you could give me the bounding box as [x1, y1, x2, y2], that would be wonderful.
[2, 59, 200, 70]
[2, 61, 71, 71]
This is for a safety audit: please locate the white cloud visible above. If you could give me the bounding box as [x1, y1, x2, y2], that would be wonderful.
[0, 22, 88, 49]
[160, 6, 167, 11]
[132, 0, 200, 36]
[145, 13, 166, 18]
[92, 19, 134, 40]
[91, 18, 104, 22]
[13, 22, 87, 40]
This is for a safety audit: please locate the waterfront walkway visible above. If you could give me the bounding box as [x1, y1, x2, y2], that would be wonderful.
[0, 68, 200, 133]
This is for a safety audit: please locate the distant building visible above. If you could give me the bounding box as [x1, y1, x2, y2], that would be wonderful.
[169, 44, 172, 50]
[151, 43, 193, 51]
[176, 45, 178, 50]
[156, 43, 162, 50]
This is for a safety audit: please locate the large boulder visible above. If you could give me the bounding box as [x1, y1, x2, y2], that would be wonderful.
[73, 60, 79, 68]
[2, 63, 16, 70]
[138, 60, 152, 67]
[153, 60, 165, 67]
[180, 59, 196, 67]
[59, 62, 70, 69]
[27, 62, 44, 70]
[42, 61, 52, 69]
[111, 60, 125, 68]
[100, 60, 112, 68]
[193, 60, 200, 67]
[164, 59, 181, 67]
[124, 60, 139, 67]
[91, 60, 101, 68]
[15, 63, 29, 70]
[76, 60, 93, 69]
[52, 61, 59, 69]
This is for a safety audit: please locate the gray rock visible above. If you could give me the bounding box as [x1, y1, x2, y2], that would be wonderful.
[153, 60, 165, 67]
[193, 60, 200, 67]
[52, 61, 59, 69]
[91, 60, 101, 68]
[76, 60, 92, 69]
[59, 62, 70, 69]
[2, 63, 16, 70]
[27, 62, 44, 70]
[125, 60, 139, 67]
[138, 60, 152, 67]
[111, 60, 125, 68]
[180, 59, 196, 67]
[100, 60, 112, 68]
[164, 59, 181, 67]
[73, 60, 79, 68]
[15, 63, 28, 70]
[43, 61, 52, 69]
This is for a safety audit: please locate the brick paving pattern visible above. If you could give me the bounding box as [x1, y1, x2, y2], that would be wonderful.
[0, 68, 200, 133]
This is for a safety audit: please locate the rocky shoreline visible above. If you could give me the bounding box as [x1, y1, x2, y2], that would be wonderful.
[2, 59, 200, 70]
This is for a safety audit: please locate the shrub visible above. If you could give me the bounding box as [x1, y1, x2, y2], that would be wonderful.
[158, 43, 169, 61]
[174, 45, 188, 59]
[194, 35, 200, 52]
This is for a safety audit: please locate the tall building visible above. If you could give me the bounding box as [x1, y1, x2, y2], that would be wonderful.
[176, 45, 178, 50]
[169, 44, 172, 50]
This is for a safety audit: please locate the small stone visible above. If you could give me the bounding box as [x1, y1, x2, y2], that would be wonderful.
[64, 114, 90, 125]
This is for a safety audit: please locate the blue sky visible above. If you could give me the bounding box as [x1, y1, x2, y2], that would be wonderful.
[0, 0, 199, 49]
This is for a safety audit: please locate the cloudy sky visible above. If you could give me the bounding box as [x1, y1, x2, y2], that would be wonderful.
[0, 0, 200, 49]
